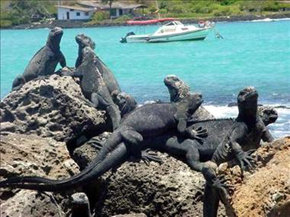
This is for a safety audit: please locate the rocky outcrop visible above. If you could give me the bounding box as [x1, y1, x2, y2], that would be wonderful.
[219, 137, 290, 217]
[0, 133, 80, 217]
[0, 75, 105, 143]
[72, 135, 290, 217]
[93, 153, 209, 217]
[72, 143, 226, 217]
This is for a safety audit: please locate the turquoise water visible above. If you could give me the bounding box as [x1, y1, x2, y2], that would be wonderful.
[1, 20, 290, 137]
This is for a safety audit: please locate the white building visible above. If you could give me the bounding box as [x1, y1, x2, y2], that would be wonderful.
[57, 1, 144, 20]
[57, 5, 95, 20]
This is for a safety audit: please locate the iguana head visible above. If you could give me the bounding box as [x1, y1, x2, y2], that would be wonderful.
[164, 75, 190, 102]
[177, 92, 203, 118]
[112, 91, 137, 116]
[237, 87, 258, 119]
[47, 27, 63, 50]
[258, 106, 278, 126]
[82, 47, 96, 63]
[75, 34, 96, 49]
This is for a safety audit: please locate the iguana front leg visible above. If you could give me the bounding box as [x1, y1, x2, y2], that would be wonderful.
[187, 125, 208, 143]
[231, 141, 256, 177]
[59, 51, 66, 68]
[262, 127, 274, 142]
[177, 118, 208, 142]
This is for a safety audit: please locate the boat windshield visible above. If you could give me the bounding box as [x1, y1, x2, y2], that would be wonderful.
[154, 21, 184, 34]
[164, 21, 183, 26]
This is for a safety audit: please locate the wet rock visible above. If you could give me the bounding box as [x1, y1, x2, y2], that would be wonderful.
[0, 75, 105, 143]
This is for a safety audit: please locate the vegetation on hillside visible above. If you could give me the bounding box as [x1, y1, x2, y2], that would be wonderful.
[138, 0, 290, 19]
[0, 0, 56, 27]
[1, 0, 290, 27]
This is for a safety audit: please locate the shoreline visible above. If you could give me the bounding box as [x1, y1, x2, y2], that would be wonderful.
[2, 12, 290, 30]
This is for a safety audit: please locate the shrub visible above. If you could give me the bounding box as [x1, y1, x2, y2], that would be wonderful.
[114, 15, 132, 22]
[0, 19, 13, 28]
[171, 5, 185, 14]
[90, 11, 110, 22]
[262, 1, 281, 12]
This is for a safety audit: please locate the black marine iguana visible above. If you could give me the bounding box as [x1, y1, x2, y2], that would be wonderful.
[12, 27, 66, 90]
[75, 34, 120, 94]
[73, 46, 121, 130]
[202, 87, 275, 217]
[0, 88, 277, 205]
[164, 75, 214, 120]
[74, 34, 136, 117]
[0, 92, 204, 191]
[111, 90, 137, 117]
[75, 34, 96, 69]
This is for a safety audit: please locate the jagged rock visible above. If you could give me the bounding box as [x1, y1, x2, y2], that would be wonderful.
[94, 154, 207, 217]
[71, 138, 290, 217]
[219, 137, 290, 217]
[1, 190, 66, 217]
[0, 75, 105, 143]
[75, 150, 226, 217]
[0, 133, 80, 217]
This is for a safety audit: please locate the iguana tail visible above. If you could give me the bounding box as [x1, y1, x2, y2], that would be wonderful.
[0, 143, 129, 192]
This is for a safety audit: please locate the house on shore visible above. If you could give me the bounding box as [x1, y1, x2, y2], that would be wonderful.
[57, 1, 144, 20]
[57, 5, 95, 20]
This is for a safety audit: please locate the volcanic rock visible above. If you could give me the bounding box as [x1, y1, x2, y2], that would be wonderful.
[0, 133, 80, 217]
[219, 137, 290, 217]
[0, 75, 105, 143]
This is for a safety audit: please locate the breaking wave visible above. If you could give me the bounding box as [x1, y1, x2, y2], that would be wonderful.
[203, 104, 290, 139]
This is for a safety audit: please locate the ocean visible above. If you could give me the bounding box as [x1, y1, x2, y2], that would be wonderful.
[1, 19, 289, 138]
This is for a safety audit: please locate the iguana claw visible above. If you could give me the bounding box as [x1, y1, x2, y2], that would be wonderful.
[141, 149, 163, 165]
[236, 149, 256, 177]
[187, 126, 208, 144]
[87, 138, 105, 151]
[212, 176, 232, 206]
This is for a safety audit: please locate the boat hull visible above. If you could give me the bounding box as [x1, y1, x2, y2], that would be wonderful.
[126, 28, 211, 43]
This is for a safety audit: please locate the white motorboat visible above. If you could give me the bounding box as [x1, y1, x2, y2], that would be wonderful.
[120, 20, 214, 43]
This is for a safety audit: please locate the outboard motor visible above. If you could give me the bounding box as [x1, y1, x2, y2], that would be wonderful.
[120, 32, 135, 43]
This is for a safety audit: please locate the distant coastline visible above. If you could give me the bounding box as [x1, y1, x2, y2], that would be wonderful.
[2, 12, 290, 30]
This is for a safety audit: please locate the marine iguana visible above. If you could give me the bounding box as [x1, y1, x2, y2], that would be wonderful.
[73, 46, 121, 130]
[111, 90, 137, 117]
[0, 86, 278, 217]
[74, 34, 136, 117]
[0, 92, 204, 191]
[75, 34, 96, 68]
[12, 27, 66, 90]
[164, 75, 214, 120]
[202, 87, 275, 217]
[74, 34, 121, 94]
[0, 94, 277, 194]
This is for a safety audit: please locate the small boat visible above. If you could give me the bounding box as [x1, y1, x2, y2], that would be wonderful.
[120, 20, 214, 43]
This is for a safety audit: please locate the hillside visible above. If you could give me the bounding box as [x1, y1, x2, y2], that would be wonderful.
[1, 0, 290, 28]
